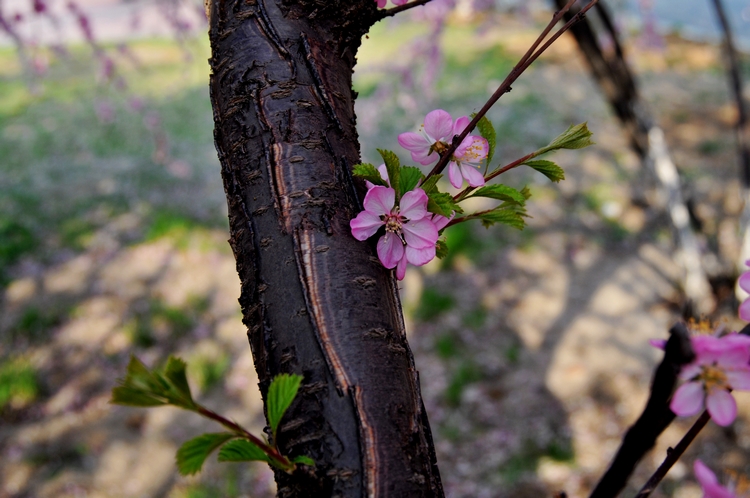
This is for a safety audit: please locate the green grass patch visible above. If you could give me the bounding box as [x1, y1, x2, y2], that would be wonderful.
[501, 438, 574, 485]
[462, 305, 487, 330]
[445, 361, 482, 406]
[0, 358, 39, 410]
[414, 288, 455, 322]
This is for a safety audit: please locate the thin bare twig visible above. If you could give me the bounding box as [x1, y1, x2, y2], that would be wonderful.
[634, 411, 711, 498]
[380, 0, 434, 18]
[424, 0, 599, 182]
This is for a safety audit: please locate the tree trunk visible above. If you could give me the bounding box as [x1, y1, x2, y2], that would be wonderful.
[207, 1, 443, 496]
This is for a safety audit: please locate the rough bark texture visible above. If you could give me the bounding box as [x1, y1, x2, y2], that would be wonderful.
[207, 1, 443, 496]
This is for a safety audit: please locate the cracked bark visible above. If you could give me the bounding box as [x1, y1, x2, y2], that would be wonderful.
[207, 0, 443, 496]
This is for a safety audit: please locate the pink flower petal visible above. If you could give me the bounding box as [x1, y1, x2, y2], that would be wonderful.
[399, 188, 428, 221]
[350, 211, 383, 241]
[452, 115, 470, 136]
[670, 381, 705, 417]
[740, 298, 750, 321]
[398, 132, 430, 155]
[423, 109, 453, 142]
[706, 388, 737, 426]
[725, 369, 750, 390]
[405, 245, 436, 266]
[739, 271, 750, 293]
[363, 186, 395, 217]
[377, 232, 404, 269]
[402, 218, 438, 249]
[694, 460, 737, 498]
[448, 161, 463, 188]
[649, 338, 667, 350]
[432, 213, 453, 231]
[375, 0, 386, 7]
[396, 252, 408, 280]
[460, 164, 486, 187]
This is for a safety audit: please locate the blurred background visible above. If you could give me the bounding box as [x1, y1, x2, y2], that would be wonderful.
[1, 0, 749, 496]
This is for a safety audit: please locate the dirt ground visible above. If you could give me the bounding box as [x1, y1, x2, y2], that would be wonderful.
[2, 12, 750, 498]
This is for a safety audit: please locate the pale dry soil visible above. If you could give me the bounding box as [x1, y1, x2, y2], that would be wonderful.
[1, 24, 749, 498]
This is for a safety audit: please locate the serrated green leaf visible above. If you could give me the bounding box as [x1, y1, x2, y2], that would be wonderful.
[292, 455, 315, 466]
[467, 184, 526, 204]
[217, 439, 270, 463]
[400, 166, 424, 196]
[523, 159, 565, 183]
[378, 149, 401, 200]
[352, 163, 387, 187]
[420, 174, 442, 194]
[435, 239, 449, 259]
[427, 192, 463, 217]
[176, 432, 236, 476]
[164, 356, 194, 405]
[472, 114, 496, 165]
[478, 208, 526, 230]
[267, 373, 303, 441]
[110, 386, 168, 407]
[535, 123, 594, 156]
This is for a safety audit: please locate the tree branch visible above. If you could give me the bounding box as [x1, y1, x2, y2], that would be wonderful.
[379, 0, 434, 19]
[634, 410, 711, 498]
[588, 323, 695, 498]
[424, 0, 599, 182]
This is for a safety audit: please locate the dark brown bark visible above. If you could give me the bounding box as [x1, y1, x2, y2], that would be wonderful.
[207, 1, 443, 496]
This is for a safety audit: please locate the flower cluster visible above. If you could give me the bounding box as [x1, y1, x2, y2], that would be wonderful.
[398, 109, 489, 188]
[669, 332, 750, 426]
[349, 109, 488, 279]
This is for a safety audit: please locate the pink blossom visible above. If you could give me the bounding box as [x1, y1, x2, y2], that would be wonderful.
[738, 260, 750, 321]
[397, 110, 488, 188]
[694, 460, 740, 498]
[375, 0, 408, 7]
[350, 186, 438, 278]
[670, 333, 750, 426]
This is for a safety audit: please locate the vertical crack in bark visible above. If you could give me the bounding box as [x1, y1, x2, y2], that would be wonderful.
[300, 32, 345, 132]
[352, 386, 378, 498]
[294, 227, 352, 392]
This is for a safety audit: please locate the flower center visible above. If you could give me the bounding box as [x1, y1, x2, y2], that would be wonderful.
[432, 141, 449, 155]
[462, 141, 484, 162]
[700, 364, 729, 392]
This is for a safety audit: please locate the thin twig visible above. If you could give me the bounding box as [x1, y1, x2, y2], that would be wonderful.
[197, 405, 291, 467]
[633, 411, 711, 498]
[424, 0, 598, 182]
[453, 151, 535, 202]
[380, 0, 434, 18]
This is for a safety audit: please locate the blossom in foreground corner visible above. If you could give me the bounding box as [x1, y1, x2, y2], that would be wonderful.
[670, 333, 750, 426]
[350, 186, 438, 278]
[397, 110, 488, 188]
[694, 460, 743, 498]
[738, 260, 750, 321]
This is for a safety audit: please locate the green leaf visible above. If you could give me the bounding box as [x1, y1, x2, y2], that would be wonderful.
[535, 123, 594, 156]
[472, 114, 496, 165]
[217, 439, 270, 463]
[523, 159, 565, 183]
[352, 163, 387, 187]
[110, 386, 168, 407]
[419, 174, 442, 194]
[110, 356, 168, 407]
[267, 373, 303, 440]
[427, 192, 463, 218]
[435, 239, 449, 259]
[478, 208, 526, 230]
[292, 455, 315, 467]
[176, 432, 236, 476]
[400, 166, 424, 197]
[163, 356, 193, 405]
[467, 184, 526, 204]
[378, 149, 401, 200]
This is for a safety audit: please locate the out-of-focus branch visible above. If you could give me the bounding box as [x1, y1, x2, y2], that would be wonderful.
[634, 410, 711, 498]
[552, 0, 715, 315]
[588, 323, 695, 498]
